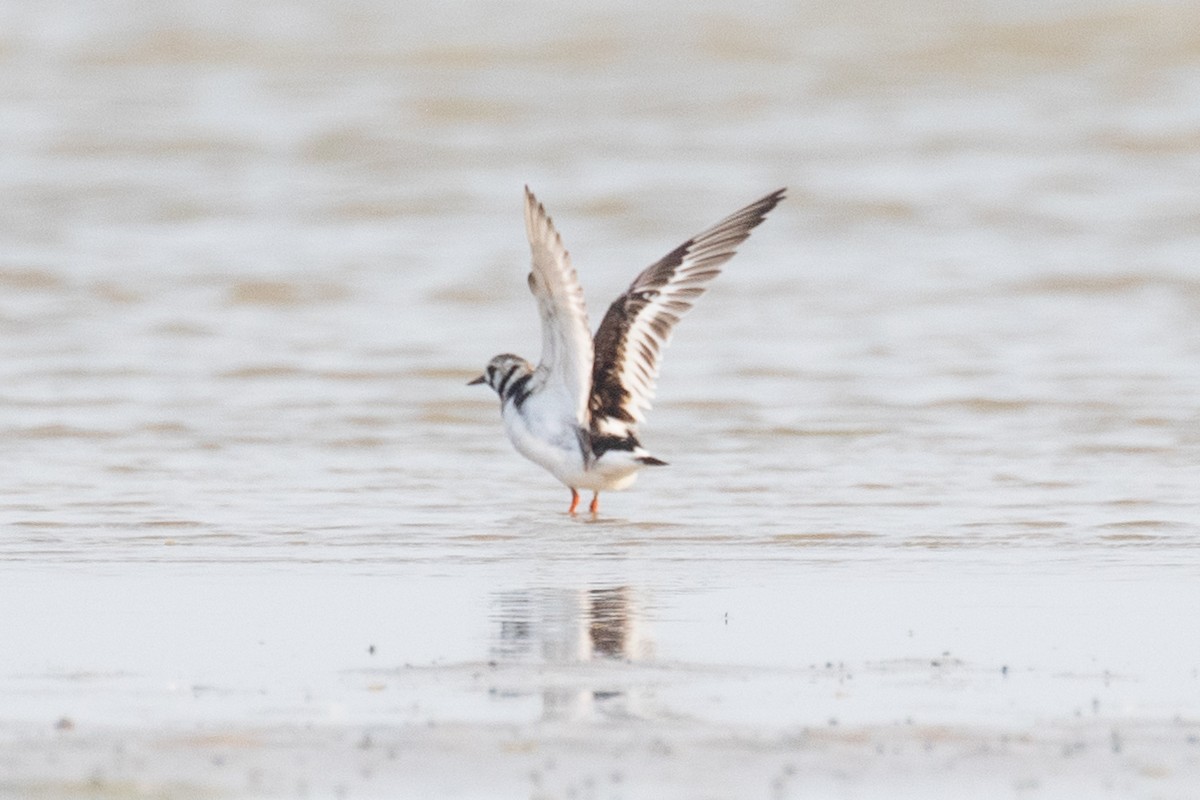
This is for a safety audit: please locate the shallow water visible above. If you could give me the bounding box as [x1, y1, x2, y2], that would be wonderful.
[2, 0, 1200, 797]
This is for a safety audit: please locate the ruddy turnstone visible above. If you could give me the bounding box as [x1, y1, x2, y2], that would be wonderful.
[469, 186, 785, 514]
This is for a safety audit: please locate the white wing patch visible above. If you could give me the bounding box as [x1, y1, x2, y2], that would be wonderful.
[589, 189, 786, 433]
[524, 186, 594, 425]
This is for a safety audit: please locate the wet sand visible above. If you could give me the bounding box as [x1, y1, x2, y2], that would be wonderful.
[4, 556, 1200, 797]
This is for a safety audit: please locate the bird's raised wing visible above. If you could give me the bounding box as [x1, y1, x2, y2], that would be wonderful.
[524, 186, 593, 424]
[589, 188, 786, 434]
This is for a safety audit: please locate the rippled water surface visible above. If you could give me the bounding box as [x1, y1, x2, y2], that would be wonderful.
[2, 0, 1199, 797]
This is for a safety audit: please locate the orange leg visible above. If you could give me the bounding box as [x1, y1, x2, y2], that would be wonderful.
[589, 493, 600, 515]
[567, 488, 580, 515]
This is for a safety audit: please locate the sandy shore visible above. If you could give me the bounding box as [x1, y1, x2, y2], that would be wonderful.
[5, 712, 1198, 799]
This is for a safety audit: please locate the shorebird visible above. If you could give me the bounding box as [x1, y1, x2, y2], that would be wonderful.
[469, 186, 785, 514]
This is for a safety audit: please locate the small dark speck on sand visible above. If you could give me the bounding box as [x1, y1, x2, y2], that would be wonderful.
[368, 645, 376, 656]
[55, 717, 74, 731]
[1001, 665, 1009, 676]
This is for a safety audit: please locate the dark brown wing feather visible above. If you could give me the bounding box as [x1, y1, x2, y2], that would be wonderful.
[589, 188, 785, 435]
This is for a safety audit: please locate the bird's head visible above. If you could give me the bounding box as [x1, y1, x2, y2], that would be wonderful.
[467, 353, 534, 396]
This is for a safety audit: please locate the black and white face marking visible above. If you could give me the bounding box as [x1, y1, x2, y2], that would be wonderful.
[469, 353, 535, 408]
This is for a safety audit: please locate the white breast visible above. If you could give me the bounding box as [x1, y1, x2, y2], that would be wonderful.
[501, 389, 642, 492]
[502, 389, 585, 482]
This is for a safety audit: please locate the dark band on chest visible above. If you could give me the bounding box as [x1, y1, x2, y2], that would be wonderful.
[505, 374, 533, 408]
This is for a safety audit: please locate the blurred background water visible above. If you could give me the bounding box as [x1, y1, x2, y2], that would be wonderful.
[1, 0, 1198, 797]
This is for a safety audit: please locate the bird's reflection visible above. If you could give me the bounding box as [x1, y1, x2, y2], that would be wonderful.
[490, 585, 653, 720]
[589, 587, 630, 659]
